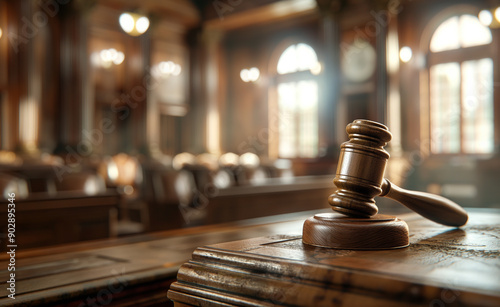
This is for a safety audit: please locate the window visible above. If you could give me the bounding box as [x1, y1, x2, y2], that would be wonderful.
[430, 15, 492, 52]
[272, 43, 320, 158]
[428, 14, 494, 154]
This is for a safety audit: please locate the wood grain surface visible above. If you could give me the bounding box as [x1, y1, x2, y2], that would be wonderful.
[302, 213, 409, 249]
[0, 210, 326, 306]
[169, 209, 500, 306]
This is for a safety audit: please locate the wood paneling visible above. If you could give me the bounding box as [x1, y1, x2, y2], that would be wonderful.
[221, 16, 322, 156]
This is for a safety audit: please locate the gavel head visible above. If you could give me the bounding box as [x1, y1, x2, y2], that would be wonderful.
[328, 119, 392, 217]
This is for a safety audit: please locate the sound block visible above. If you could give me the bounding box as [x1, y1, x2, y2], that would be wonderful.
[302, 213, 409, 250]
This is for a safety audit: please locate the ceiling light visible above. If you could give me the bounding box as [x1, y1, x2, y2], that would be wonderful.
[136, 17, 150, 34]
[240, 69, 250, 82]
[113, 52, 125, 65]
[172, 64, 182, 76]
[248, 67, 260, 81]
[399, 46, 412, 63]
[152, 61, 182, 78]
[91, 48, 125, 68]
[310, 62, 322, 75]
[119, 12, 150, 36]
[119, 13, 134, 33]
[479, 9, 493, 26]
[240, 67, 260, 82]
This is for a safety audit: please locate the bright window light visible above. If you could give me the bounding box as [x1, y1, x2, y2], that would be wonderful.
[460, 14, 492, 47]
[274, 43, 320, 158]
[277, 43, 319, 75]
[429, 14, 494, 154]
[430, 15, 491, 52]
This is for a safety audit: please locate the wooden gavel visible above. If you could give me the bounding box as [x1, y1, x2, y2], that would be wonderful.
[329, 119, 468, 227]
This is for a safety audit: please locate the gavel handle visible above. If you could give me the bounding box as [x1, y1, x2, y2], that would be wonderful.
[380, 179, 468, 227]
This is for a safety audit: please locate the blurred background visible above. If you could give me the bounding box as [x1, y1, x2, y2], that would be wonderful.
[0, 0, 499, 249]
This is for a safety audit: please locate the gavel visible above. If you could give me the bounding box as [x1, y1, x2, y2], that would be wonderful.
[303, 119, 468, 249]
[329, 119, 468, 227]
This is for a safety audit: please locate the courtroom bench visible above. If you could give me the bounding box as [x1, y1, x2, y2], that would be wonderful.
[0, 163, 61, 194]
[192, 175, 334, 225]
[0, 191, 119, 251]
[168, 208, 500, 307]
[3, 207, 496, 306]
[141, 174, 333, 231]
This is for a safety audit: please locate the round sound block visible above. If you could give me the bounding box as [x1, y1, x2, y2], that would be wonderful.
[302, 213, 409, 250]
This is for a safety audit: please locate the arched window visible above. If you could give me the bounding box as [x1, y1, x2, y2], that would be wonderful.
[428, 14, 494, 154]
[272, 43, 321, 158]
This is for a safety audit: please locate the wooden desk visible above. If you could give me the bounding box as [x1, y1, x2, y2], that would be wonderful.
[0, 210, 327, 306]
[168, 209, 500, 306]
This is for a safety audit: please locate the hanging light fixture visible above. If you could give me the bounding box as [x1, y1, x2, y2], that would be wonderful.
[478, 7, 500, 28]
[119, 12, 150, 36]
[0, 27, 3, 39]
[399, 46, 413, 63]
[151, 61, 182, 78]
[91, 48, 125, 68]
[240, 67, 260, 82]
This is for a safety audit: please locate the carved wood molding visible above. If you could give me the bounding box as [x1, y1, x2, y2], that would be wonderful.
[168, 209, 500, 306]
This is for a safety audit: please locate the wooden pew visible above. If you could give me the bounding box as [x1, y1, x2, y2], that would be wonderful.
[200, 175, 333, 225]
[141, 167, 333, 230]
[0, 191, 119, 251]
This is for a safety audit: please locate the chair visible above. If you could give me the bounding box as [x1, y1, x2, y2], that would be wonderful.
[103, 154, 148, 235]
[0, 174, 29, 199]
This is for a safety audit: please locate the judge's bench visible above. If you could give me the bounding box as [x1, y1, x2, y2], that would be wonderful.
[0, 208, 499, 306]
